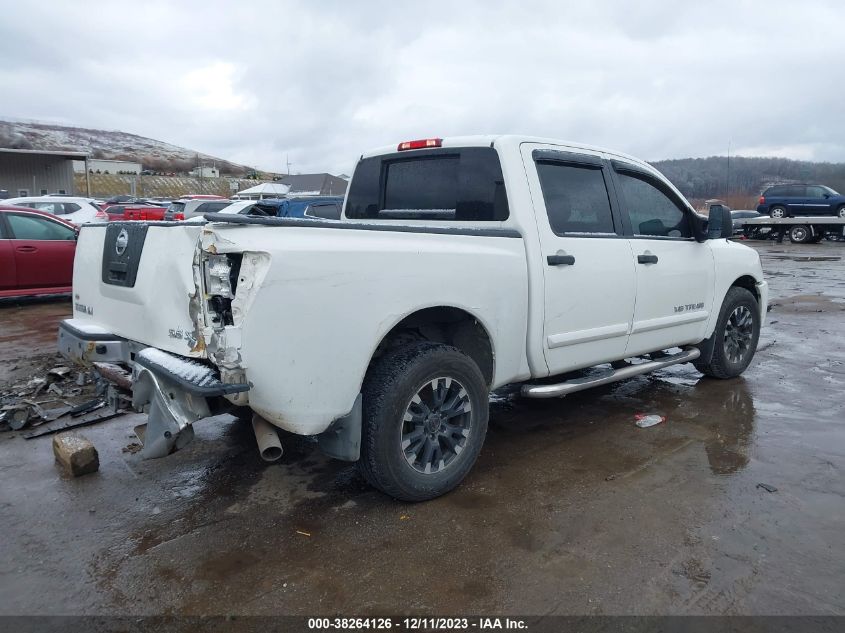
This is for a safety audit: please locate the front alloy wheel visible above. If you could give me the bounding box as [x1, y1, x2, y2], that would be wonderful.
[694, 286, 760, 379]
[724, 305, 754, 365]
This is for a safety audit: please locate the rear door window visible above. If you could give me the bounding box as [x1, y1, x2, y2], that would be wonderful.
[194, 202, 230, 216]
[345, 147, 508, 221]
[32, 202, 61, 214]
[535, 162, 616, 235]
[786, 185, 805, 197]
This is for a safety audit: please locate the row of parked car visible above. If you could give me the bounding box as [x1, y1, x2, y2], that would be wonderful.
[2, 193, 346, 224]
[0, 193, 344, 299]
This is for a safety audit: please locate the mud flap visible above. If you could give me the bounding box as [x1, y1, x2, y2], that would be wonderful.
[132, 368, 210, 459]
[317, 394, 362, 461]
[694, 333, 716, 368]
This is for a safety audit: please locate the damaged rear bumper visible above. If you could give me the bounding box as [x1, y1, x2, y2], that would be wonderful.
[131, 348, 250, 458]
[58, 318, 129, 365]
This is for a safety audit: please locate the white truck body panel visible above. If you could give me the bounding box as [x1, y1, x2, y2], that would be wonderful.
[199, 224, 530, 433]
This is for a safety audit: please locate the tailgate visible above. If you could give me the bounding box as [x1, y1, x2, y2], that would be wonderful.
[71, 222, 207, 357]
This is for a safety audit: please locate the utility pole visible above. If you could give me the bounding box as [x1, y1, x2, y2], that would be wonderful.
[286, 155, 292, 176]
[726, 139, 732, 200]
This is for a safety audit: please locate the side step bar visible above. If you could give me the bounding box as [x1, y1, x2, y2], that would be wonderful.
[521, 346, 701, 399]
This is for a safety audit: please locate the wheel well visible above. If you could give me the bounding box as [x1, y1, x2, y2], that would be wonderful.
[731, 275, 759, 303]
[373, 307, 494, 386]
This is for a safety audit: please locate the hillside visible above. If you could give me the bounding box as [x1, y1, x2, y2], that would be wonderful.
[651, 155, 845, 204]
[0, 119, 250, 175]
[4, 119, 844, 202]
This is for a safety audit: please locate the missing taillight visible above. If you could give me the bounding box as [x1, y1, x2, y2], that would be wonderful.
[203, 254, 242, 327]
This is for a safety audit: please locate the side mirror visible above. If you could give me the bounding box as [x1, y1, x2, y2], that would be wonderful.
[707, 205, 733, 239]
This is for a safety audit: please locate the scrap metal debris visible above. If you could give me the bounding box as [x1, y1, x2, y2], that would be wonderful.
[47, 367, 73, 380]
[23, 409, 127, 439]
[2, 358, 130, 434]
[756, 483, 778, 493]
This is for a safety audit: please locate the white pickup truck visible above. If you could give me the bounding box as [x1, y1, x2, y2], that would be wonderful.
[59, 135, 767, 501]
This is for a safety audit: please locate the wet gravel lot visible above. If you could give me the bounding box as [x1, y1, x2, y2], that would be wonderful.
[1, 241, 843, 616]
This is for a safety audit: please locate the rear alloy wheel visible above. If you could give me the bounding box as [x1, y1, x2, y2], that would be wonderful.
[838, 206, 845, 219]
[789, 225, 812, 243]
[769, 206, 786, 218]
[401, 377, 472, 474]
[694, 287, 760, 379]
[358, 342, 488, 501]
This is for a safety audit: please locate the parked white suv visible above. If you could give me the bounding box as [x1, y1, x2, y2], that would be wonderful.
[59, 135, 767, 500]
[5, 196, 105, 224]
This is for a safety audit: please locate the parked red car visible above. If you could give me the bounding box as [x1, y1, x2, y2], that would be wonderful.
[0, 206, 77, 298]
[103, 204, 182, 222]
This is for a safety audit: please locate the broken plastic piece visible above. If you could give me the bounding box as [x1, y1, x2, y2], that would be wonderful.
[756, 483, 778, 493]
[634, 414, 666, 428]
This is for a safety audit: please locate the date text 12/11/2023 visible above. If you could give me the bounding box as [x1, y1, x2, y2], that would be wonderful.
[307, 617, 528, 630]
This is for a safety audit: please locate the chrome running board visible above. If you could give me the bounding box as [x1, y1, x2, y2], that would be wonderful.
[521, 346, 701, 399]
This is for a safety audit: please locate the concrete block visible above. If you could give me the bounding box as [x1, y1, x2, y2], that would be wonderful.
[53, 433, 99, 477]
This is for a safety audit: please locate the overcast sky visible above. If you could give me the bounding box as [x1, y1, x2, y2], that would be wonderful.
[1, 0, 842, 174]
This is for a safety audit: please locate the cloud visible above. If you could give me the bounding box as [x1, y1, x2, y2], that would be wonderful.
[0, 0, 843, 174]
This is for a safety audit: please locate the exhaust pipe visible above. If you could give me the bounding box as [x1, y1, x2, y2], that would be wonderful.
[251, 414, 283, 462]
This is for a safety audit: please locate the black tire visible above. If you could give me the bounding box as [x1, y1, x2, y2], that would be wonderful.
[358, 341, 489, 501]
[837, 205, 845, 219]
[694, 287, 760, 379]
[788, 225, 813, 244]
[769, 205, 787, 218]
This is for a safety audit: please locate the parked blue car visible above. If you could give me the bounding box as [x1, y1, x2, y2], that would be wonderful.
[757, 184, 845, 218]
[219, 196, 344, 220]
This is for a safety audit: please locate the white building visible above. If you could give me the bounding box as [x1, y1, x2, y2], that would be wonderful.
[73, 158, 142, 174]
[190, 165, 219, 178]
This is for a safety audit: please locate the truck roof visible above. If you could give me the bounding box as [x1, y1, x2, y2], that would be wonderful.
[360, 134, 656, 175]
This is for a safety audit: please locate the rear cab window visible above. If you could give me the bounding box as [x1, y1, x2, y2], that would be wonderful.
[345, 147, 508, 222]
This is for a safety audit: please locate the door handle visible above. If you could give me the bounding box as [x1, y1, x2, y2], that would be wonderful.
[637, 253, 658, 264]
[15, 246, 37, 253]
[547, 254, 575, 266]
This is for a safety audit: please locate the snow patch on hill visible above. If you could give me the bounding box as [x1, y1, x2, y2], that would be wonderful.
[0, 119, 248, 174]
